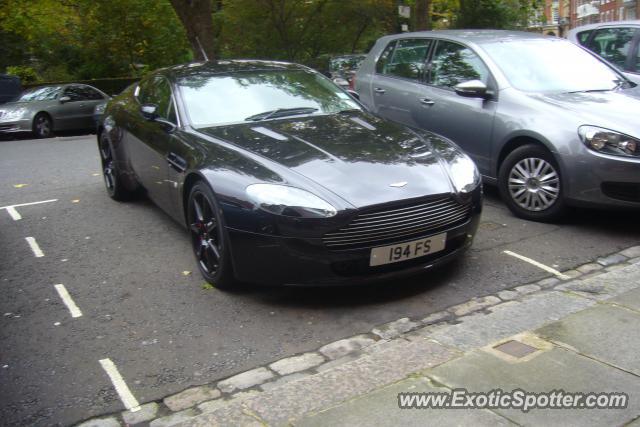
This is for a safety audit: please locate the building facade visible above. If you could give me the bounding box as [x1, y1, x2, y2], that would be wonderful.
[539, 0, 639, 33]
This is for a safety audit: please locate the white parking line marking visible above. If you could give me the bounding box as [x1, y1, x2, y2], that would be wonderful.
[0, 199, 58, 210]
[0, 199, 58, 221]
[99, 359, 141, 412]
[53, 284, 83, 318]
[6, 207, 21, 220]
[503, 250, 570, 280]
[25, 237, 44, 257]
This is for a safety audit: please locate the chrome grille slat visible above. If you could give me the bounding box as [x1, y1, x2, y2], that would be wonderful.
[357, 198, 450, 218]
[325, 207, 468, 237]
[323, 196, 472, 250]
[324, 212, 469, 245]
[343, 204, 468, 230]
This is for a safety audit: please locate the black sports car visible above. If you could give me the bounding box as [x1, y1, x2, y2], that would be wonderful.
[97, 60, 482, 288]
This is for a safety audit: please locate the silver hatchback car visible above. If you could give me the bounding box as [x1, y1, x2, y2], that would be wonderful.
[355, 30, 640, 221]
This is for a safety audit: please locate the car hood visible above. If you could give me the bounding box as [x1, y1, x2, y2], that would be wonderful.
[529, 90, 640, 137]
[198, 112, 454, 208]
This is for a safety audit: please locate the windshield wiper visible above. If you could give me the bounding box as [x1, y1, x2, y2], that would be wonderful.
[568, 79, 630, 94]
[245, 107, 318, 122]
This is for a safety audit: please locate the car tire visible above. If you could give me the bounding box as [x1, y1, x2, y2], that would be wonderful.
[98, 131, 136, 201]
[33, 113, 53, 138]
[187, 182, 235, 290]
[498, 144, 567, 222]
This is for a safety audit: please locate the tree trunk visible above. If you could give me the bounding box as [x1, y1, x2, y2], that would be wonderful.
[169, 0, 216, 61]
[415, 0, 430, 31]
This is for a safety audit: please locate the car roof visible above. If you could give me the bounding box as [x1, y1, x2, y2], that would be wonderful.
[159, 60, 310, 80]
[377, 29, 551, 46]
[567, 20, 640, 35]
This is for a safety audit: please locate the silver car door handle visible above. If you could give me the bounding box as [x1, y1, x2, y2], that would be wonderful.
[374, 87, 386, 94]
[419, 98, 435, 106]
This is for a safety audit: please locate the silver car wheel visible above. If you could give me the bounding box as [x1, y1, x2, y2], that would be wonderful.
[508, 157, 559, 211]
[35, 115, 51, 137]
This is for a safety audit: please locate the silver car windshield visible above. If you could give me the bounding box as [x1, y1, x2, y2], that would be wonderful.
[17, 86, 62, 102]
[179, 70, 361, 128]
[483, 39, 622, 93]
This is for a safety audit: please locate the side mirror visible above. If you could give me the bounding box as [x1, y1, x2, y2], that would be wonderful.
[454, 80, 491, 99]
[347, 89, 360, 100]
[140, 103, 158, 120]
[59, 96, 71, 103]
[333, 77, 349, 88]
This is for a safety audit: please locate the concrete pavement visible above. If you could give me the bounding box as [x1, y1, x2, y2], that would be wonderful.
[77, 246, 640, 426]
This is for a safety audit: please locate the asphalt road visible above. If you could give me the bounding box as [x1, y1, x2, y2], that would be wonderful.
[1, 134, 639, 426]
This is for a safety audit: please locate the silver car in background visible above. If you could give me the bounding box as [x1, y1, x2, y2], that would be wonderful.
[0, 84, 109, 138]
[567, 20, 640, 84]
[355, 30, 640, 221]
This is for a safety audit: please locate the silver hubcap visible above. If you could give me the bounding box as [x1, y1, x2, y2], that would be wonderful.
[508, 157, 559, 211]
[37, 117, 50, 135]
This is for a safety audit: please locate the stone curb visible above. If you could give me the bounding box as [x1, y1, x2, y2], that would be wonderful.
[76, 245, 640, 427]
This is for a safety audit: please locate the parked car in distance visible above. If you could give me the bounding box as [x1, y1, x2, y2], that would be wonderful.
[98, 60, 482, 288]
[355, 30, 640, 221]
[0, 83, 109, 138]
[0, 74, 21, 104]
[567, 20, 640, 84]
[329, 54, 367, 88]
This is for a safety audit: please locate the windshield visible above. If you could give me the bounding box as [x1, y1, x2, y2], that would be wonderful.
[483, 39, 623, 93]
[17, 86, 62, 102]
[178, 70, 361, 128]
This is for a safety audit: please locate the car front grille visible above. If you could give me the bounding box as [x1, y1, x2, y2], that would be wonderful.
[323, 195, 472, 250]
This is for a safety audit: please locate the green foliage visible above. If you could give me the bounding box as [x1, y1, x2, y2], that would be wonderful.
[0, 0, 190, 82]
[5, 65, 40, 84]
[1, 0, 544, 82]
[455, 0, 542, 29]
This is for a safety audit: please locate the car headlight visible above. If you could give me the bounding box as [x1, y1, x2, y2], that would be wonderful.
[447, 153, 481, 194]
[579, 126, 639, 158]
[1, 108, 27, 120]
[246, 184, 337, 218]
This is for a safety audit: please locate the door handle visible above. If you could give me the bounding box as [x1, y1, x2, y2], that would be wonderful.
[374, 87, 386, 94]
[166, 152, 187, 173]
[419, 98, 435, 106]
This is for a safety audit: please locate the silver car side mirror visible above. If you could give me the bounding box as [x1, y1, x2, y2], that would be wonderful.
[454, 80, 490, 99]
[59, 95, 71, 103]
[140, 103, 158, 120]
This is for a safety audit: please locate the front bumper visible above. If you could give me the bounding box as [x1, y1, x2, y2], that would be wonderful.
[226, 211, 480, 286]
[0, 118, 32, 134]
[562, 143, 640, 208]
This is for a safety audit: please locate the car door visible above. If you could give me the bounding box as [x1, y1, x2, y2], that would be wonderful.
[125, 76, 180, 215]
[416, 39, 498, 175]
[77, 85, 107, 127]
[368, 38, 434, 127]
[52, 85, 90, 130]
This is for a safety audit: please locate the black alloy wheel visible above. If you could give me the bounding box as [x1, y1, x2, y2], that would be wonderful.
[188, 182, 234, 289]
[33, 113, 53, 138]
[99, 132, 132, 201]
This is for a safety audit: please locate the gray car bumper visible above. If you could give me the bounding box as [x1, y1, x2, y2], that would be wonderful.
[0, 118, 32, 133]
[563, 143, 640, 208]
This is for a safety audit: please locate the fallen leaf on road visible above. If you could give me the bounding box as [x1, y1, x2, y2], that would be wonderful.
[92, 173, 100, 176]
[13, 184, 28, 188]
[202, 283, 215, 290]
[71, 199, 80, 203]
[182, 271, 191, 276]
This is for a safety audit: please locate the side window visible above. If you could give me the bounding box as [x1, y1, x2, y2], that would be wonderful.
[632, 43, 640, 73]
[587, 28, 637, 69]
[136, 77, 176, 122]
[376, 41, 397, 74]
[428, 41, 490, 89]
[82, 86, 104, 100]
[384, 38, 432, 80]
[576, 30, 593, 46]
[64, 85, 88, 101]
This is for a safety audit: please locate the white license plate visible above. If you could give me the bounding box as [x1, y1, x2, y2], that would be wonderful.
[369, 233, 447, 267]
